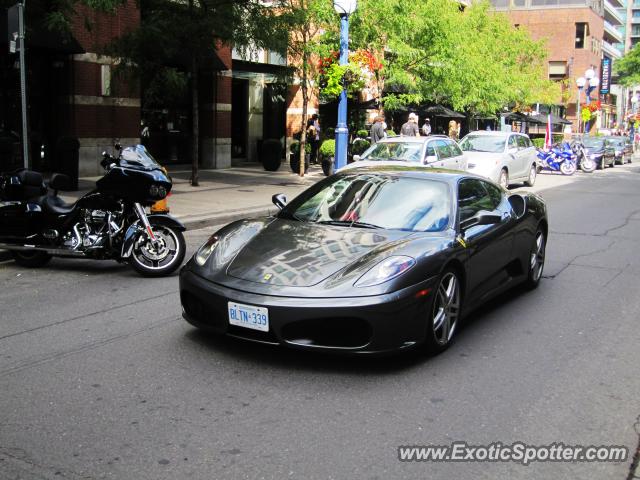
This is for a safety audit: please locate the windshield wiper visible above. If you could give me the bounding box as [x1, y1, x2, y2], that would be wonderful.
[317, 220, 382, 229]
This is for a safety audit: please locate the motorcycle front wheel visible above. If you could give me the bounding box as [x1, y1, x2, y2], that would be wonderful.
[129, 224, 186, 277]
[560, 161, 577, 176]
[580, 157, 596, 173]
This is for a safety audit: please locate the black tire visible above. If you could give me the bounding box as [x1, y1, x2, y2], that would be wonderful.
[524, 228, 546, 290]
[321, 158, 334, 176]
[128, 225, 186, 277]
[423, 268, 462, 355]
[524, 164, 536, 187]
[289, 155, 310, 174]
[11, 250, 52, 268]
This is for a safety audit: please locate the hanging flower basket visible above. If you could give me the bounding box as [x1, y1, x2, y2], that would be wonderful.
[318, 49, 383, 101]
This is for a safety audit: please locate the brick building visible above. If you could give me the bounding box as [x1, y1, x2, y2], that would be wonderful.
[491, 0, 623, 132]
[1, 3, 311, 176]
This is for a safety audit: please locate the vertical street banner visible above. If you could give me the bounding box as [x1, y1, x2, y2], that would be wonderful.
[544, 114, 552, 150]
[600, 58, 611, 95]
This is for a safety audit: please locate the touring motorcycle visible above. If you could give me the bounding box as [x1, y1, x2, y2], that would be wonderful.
[535, 144, 577, 176]
[0, 145, 186, 276]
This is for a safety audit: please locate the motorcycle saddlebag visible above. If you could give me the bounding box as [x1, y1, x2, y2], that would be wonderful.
[0, 170, 46, 201]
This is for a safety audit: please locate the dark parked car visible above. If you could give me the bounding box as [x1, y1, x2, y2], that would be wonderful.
[605, 136, 633, 165]
[180, 167, 548, 356]
[582, 137, 616, 169]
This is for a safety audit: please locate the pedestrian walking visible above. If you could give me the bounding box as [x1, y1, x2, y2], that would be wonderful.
[306, 114, 320, 164]
[421, 118, 431, 136]
[370, 116, 386, 144]
[400, 113, 420, 137]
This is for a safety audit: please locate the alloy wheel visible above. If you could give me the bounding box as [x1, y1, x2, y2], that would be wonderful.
[529, 231, 545, 283]
[432, 272, 461, 346]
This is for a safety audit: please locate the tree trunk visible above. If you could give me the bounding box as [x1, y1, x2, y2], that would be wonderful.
[299, 31, 309, 177]
[190, 54, 199, 186]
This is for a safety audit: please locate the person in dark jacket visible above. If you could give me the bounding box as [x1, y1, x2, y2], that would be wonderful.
[370, 116, 386, 144]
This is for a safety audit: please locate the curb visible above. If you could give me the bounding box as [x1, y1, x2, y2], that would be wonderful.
[0, 205, 275, 264]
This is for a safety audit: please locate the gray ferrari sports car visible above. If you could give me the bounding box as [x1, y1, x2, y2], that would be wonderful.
[180, 166, 548, 355]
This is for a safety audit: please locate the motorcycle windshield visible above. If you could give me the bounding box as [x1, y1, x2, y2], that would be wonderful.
[119, 145, 162, 171]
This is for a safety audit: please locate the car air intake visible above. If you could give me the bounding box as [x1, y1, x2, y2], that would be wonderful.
[281, 317, 372, 349]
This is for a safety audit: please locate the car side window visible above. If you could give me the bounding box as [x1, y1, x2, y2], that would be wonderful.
[447, 140, 463, 157]
[516, 135, 528, 149]
[434, 140, 451, 159]
[458, 179, 496, 222]
[508, 135, 518, 150]
[481, 181, 503, 209]
[425, 141, 437, 161]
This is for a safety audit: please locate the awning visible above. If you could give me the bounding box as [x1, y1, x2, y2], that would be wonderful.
[503, 112, 530, 122]
[528, 113, 572, 125]
[420, 105, 465, 118]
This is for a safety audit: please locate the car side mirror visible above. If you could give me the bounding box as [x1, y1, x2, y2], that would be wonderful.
[272, 193, 287, 210]
[424, 155, 438, 164]
[508, 194, 527, 219]
[460, 211, 502, 231]
[353, 155, 361, 162]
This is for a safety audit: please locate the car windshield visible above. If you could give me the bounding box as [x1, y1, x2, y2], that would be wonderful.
[280, 173, 451, 232]
[361, 142, 423, 163]
[119, 145, 162, 170]
[582, 138, 605, 149]
[459, 135, 506, 153]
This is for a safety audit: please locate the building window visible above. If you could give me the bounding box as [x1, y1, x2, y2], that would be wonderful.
[575, 23, 588, 49]
[512, 0, 525, 7]
[549, 61, 567, 80]
[490, 0, 509, 8]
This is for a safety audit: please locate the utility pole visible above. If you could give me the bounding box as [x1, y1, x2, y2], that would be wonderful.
[17, 0, 29, 168]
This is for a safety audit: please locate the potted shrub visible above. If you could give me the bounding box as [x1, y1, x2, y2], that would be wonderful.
[289, 141, 311, 173]
[319, 139, 336, 176]
[262, 139, 282, 171]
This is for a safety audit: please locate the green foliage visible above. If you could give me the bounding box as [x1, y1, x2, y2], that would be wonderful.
[351, 138, 370, 155]
[387, 130, 397, 137]
[581, 107, 592, 122]
[319, 139, 336, 157]
[356, 130, 369, 138]
[614, 44, 640, 86]
[346, 0, 558, 115]
[290, 141, 311, 155]
[531, 138, 545, 148]
[319, 63, 366, 100]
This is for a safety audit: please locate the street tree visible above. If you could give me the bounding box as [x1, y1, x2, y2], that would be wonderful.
[344, 0, 558, 116]
[275, 0, 334, 177]
[109, 0, 284, 185]
[614, 44, 640, 86]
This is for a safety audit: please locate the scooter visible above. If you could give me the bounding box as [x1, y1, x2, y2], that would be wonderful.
[536, 144, 577, 176]
[0, 144, 186, 276]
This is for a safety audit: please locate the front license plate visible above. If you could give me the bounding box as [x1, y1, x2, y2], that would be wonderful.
[228, 302, 269, 332]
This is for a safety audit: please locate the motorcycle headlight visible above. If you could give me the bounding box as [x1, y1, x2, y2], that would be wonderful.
[354, 255, 416, 287]
[194, 235, 218, 266]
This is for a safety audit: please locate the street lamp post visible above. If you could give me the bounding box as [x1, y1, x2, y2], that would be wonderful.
[576, 76, 585, 134]
[583, 67, 599, 136]
[333, 0, 356, 171]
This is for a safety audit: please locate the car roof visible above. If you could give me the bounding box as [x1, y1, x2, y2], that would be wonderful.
[463, 130, 525, 138]
[376, 135, 456, 144]
[336, 165, 489, 184]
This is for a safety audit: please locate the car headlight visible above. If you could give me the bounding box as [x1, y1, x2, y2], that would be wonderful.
[194, 235, 218, 266]
[354, 255, 416, 287]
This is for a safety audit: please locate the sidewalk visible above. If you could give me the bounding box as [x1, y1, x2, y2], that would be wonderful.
[65, 162, 324, 229]
[0, 162, 325, 261]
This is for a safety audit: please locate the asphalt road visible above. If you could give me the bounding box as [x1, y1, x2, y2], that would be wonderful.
[1, 164, 640, 479]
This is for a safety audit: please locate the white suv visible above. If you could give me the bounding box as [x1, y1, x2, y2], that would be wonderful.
[459, 131, 538, 188]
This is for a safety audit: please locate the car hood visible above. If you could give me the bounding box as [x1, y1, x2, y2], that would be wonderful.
[226, 219, 413, 287]
[340, 159, 423, 171]
[463, 151, 504, 163]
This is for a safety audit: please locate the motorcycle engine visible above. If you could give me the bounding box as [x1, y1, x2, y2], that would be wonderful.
[62, 209, 123, 251]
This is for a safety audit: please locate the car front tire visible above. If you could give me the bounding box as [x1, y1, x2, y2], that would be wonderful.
[423, 269, 462, 355]
[524, 228, 546, 290]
